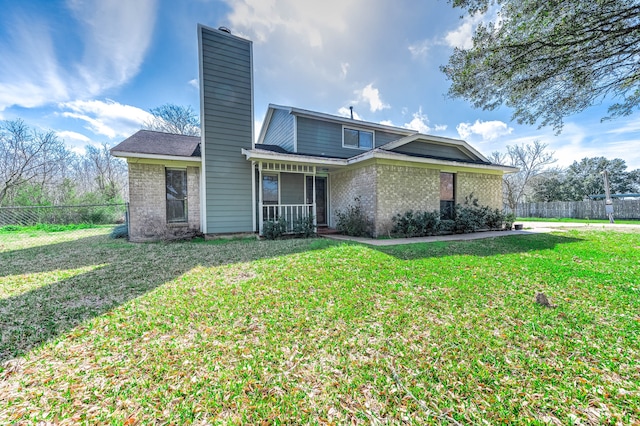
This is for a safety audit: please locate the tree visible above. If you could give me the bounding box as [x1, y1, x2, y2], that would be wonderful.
[144, 104, 201, 136]
[530, 167, 569, 202]
[442, 0, 640, 132]
[489, 140, 556, 212]
[82, 143, 128, 202]
[564, 157, 635, 199]
[0, 119, 71, 206]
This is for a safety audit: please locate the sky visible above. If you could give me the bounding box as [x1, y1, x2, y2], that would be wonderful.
[1, 0, 639, 170]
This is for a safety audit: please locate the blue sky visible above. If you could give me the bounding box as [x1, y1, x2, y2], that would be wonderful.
[1, 0, 639, 169]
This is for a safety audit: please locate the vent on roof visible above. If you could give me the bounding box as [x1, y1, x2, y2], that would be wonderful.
[218, 26, 231, 34]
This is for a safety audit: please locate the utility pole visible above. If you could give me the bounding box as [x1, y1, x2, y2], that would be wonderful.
[601, 170, 615, 224]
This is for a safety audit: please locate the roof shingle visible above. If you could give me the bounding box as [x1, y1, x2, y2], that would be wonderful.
[110, 130, 201, 158]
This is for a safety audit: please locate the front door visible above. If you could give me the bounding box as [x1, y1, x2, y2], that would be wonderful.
[306, 176, 327, 225]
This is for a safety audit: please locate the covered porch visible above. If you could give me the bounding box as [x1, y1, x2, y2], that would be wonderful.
[243, 148, 344, 235]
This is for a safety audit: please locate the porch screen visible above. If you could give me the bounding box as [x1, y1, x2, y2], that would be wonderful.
[262, 175, 278, 204]
[166, 168, 187, 223]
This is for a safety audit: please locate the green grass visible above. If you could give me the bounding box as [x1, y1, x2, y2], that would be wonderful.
[518, 217, 640, 224]
[0, 223, 103, 234]
[1, 228, 639, 424]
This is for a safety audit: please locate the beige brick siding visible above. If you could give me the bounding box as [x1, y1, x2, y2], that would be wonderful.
[329, 161, 504, 237]
[128, 162, 200, 242]
[375, 164, 440, 235]
[329, 164, 377, 231]
[456, 172, 503, 210]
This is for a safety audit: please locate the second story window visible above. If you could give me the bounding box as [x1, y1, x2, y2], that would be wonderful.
[343, 127, 374, 149]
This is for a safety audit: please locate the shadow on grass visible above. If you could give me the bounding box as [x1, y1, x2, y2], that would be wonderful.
[372, 233, 585, 260]
[0, 232, 583, 364]
[0, 235, 333, 363]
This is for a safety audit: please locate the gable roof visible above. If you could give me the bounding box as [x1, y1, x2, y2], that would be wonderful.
[257, 103, 415, 144]
[378, 133, 490, 163]
[110, 130, 201, 162]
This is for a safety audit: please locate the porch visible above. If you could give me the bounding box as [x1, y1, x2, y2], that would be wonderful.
[256, 161, 328, 235]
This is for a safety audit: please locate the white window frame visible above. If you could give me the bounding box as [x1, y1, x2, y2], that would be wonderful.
[342, 126, 375, 150]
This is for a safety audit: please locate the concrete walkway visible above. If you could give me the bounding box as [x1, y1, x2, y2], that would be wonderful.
[321, 221, 640, 246]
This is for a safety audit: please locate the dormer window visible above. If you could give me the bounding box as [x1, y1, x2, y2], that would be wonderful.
[343, 127, 374, 149]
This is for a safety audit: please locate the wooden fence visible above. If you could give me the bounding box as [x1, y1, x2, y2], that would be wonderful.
[513, 199, 640, 219]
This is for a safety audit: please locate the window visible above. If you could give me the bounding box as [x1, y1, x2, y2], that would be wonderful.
[440, 172, 455, 220]
[343, 127, 373, 149]
[166, 168, 187, 223]
[262, 174, 279, 204]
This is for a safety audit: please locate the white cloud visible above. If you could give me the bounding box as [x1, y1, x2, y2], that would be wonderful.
[356, 84, 389, 113]
[188, 79, 199, 90]
[379, 120, 394, 126]
[404, 108, 432, 133]
[225, 0, 363, 48]
[0, 0, 157, 111]
[408, 39, 431, 60]
[56, 130, 91, 143]
[59, 99, 153, 139]
[337, 106, 362, 120]
[340, 62, 350, 79]
[457, 119, 513, 141]
[444, 13, 484, 50]
[401, 107, 447, 134]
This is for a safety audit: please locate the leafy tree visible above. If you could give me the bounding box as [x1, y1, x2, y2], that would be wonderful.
[530, 167, 569, 202]
[144, 104, 201, 136]
[443, 0, 640, 132]
[489, 140, 556, 212]
[531, 157, 640, 201]
[564, 157, 635, 200]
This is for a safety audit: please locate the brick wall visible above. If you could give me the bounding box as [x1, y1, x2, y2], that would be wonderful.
[128, 162, 200, 242]
[329, 161, 504, 237]
[456, 172, 503, 210]
[375, 164, 440, 236]
[329, 164, 377, 231]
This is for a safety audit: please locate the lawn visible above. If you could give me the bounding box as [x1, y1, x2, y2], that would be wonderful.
[1, 228, 639, 424]
[518, 217, 640, 225]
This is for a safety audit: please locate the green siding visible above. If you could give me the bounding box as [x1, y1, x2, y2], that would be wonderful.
[200, 26, 254, 234]
[262, 109, 295, 151]
[392, 141, 476, 161]
[296, 117, 408, 158]
[375, 131, 403, 147]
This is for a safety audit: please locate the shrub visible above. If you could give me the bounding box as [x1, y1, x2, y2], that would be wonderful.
[293, 215, 316, 238]
[440, 219, 455, 233]
[391, 210, 441, 237]
[504, 213, 516, 230]
[486, 208, 505, 230]
[262, 217, 288, 240]
[335, 197, 373, 237]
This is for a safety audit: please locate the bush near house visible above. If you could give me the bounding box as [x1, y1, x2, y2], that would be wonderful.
[262, 215, 317, 240]
[392, 194, 511, 237]
[335, 197, 374, 237]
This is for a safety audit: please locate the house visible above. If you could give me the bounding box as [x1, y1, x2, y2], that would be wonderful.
[111, 24, 517, 242]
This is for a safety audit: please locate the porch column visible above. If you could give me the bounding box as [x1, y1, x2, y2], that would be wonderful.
[258, 162, 263, 234]
[312, 167, 317, 229]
